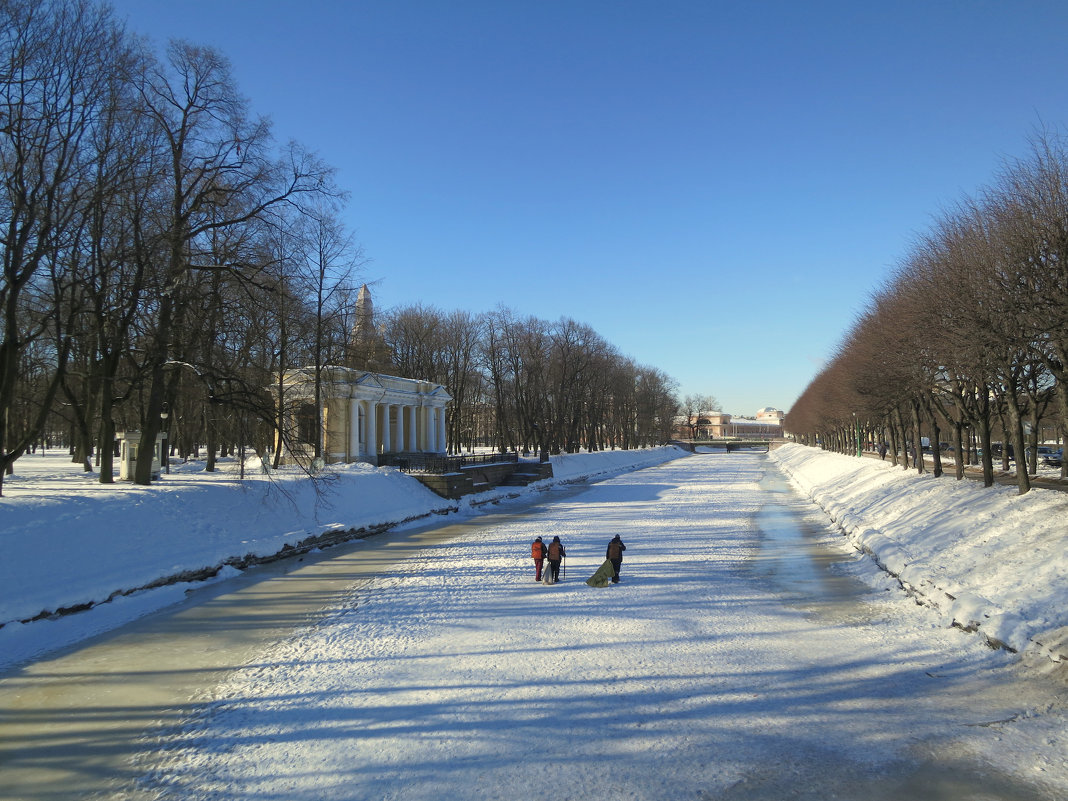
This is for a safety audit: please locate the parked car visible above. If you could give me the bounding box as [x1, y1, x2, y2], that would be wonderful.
[1042, 448, 1063, 468]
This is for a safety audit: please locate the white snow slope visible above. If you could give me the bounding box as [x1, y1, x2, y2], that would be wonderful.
[770, 445, 1068, 661]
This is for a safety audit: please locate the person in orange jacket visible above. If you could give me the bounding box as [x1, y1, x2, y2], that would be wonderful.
[531, 536, 547, 582]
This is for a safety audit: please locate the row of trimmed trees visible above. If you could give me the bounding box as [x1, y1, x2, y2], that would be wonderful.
[1, 0, 681, 494]
[786, 131, 1068, 493]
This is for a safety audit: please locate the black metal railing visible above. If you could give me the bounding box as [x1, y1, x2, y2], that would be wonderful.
[381, 451, 519, 475]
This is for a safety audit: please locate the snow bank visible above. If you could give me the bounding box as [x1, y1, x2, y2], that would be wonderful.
[0, 446, 686, 628]
[544, 445, 687, 481]
[770, 443, 1068, 660]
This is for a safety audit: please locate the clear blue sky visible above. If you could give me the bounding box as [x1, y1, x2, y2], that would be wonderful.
[108, 0, 1068, 416]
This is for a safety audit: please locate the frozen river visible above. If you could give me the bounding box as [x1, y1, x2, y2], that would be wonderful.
[0, 453, 1062, 800]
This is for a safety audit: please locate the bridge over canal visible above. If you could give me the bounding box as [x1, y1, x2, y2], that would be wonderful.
[674, 438, 782, 453]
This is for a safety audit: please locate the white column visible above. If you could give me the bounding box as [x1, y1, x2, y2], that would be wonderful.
[365, 400, 377, 462]
[407, 406, 417, 451]
[436, 406, 447, 454]
[396, 404, 405, 454]
[381, 404, 392, 453]
[349, 398, 360, 462]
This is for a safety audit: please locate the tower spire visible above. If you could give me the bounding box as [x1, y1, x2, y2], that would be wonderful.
[347, 284, 392, 371]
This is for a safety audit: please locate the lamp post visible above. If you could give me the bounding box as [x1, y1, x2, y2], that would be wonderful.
[532, 422, 547, 463]
[160, 404, 170, 474]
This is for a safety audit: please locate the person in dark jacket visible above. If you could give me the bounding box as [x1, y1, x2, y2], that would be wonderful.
[606, 534, 626, 583]
[531, 536, 547, 582]
[547, 535, 566, 583]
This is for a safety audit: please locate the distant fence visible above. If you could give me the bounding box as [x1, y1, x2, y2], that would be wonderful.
[380, 451, 519, 475]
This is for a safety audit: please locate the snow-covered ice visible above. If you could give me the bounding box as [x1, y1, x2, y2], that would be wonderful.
[0, 447, 680, 670]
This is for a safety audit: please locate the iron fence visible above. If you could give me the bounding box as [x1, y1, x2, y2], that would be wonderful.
[381, 451, 518, 475]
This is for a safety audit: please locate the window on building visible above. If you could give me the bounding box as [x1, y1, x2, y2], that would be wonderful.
[297, 403, 318, 446]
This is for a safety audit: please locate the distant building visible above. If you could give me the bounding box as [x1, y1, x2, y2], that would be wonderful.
[277, 285, 450, 465]
[756, 407, 785, 425]
[722, 413, 783, 438]
[675, 407, 784, 439]
[279, 368, 450, 465]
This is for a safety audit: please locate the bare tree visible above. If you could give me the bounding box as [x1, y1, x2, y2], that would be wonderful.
[995, 130, 1068, 478]
[296, 205, 361, 461]
[130, 39, 335, 484]
[787, 140, 1068, 495]
[385, 303, 443, 383]
[680, 393, 720, 438]
[0, 0, 127, 493]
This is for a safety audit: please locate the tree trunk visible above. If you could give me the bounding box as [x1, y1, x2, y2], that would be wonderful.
[930, 415, 943, 478]
[887, 419, 901, 467]
[206, 413, 218, 472]
[977, 414, 995, 488]
[911, 402, 926, 474]
[1004, 390, 1031, 495]
[97, 382, 117, 484]
[952, 420, 964, 481]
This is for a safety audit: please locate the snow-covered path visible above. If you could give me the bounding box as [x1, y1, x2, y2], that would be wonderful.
[138, 453, 1066, 801]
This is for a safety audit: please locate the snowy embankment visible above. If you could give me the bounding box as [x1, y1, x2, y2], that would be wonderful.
[770, 443, 1068, 664]
[0, 446, 686, 670]
[4, 442, 1066, 675]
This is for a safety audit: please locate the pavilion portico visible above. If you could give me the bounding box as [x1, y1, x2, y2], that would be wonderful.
[280, 368, 450, 465]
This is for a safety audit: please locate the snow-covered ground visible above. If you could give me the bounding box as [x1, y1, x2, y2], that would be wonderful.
[132, 446, 1065, 800]
[2, 443, 1067, 799]
[3, 443, 1064, 673]
[0, 446, 686, 671]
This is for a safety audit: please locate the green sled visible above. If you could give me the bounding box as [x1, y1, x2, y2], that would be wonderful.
[586, 559, 615, 587]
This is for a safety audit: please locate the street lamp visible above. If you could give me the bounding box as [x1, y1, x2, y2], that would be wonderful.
[532, 422, 548, 462]
[160, 404, 170, 474]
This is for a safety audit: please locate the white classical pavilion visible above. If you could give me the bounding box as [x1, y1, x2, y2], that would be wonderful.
[279, 367, 451, 465]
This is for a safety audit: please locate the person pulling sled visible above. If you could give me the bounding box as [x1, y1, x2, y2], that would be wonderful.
[606, 534, 626, 583]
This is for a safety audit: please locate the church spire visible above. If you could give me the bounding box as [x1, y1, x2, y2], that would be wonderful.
[347, 284, 393, 371]
[353, 284, 374, 344]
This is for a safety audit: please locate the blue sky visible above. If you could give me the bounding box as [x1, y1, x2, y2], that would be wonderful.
[108, 0, 1068, 415]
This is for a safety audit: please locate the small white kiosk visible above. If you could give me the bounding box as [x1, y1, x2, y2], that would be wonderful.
[116, 431, 165, 481]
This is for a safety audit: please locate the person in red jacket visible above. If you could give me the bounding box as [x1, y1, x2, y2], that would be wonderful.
[531, 536, 547, 582]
